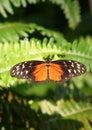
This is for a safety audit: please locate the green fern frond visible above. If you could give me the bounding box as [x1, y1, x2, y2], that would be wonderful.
[0, 0, 38, 17]
[50, 0, 81, 29]
[1, 88, 92, 130]
[0, 0, 14, 18]
[39, 99, 92, 117]
[64, 40, 92, 71]
[79, 35, 92, 46]
[0, 0, 81, 29]
[39, 99, 92, 130]
[0, 36, 91, 87]
[0, 22, 31, 42]
[0, 22, 64, 42]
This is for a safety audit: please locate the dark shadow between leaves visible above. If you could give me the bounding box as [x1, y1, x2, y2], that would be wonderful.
[9, 81, 56, 100]
[55, 81, 86, 102]
[42, 114, 83, 130]
[82, 80, 92, 103]
[0, 89, 83, 130]
[8, 80, 87, 103]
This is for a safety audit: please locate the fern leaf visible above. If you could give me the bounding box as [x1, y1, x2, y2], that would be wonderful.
[0, 86, 92, 130]
[0, 22, 64, 42]
[0, 36, 91, 87]
[39, 99, 92, 130]
[51, 0, 81, 29]
[0, 0, 37, 17]
[0, 23, 29, 42]
[0, 0, 13, 17]
[80, 35, 92, 46]
[0, 0, 81, 29]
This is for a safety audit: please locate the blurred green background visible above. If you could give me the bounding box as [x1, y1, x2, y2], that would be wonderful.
[0, 0, 92, 130]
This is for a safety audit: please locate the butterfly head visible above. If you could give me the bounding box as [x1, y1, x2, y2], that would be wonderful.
[43, 55, 54, 63]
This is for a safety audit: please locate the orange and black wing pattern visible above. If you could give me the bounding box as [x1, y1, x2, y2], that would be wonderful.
[10, 61, 47, 82]
[10, 58, 86, 83]
[50, 60, 86, 82]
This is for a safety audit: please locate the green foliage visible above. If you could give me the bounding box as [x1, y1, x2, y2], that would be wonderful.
[0, 0, 38, 18]
[0, 22, 28, 42]
[51, 0, 81, 29]
[79, 35, 92, 46]
[0, 0, 81, 29]
[0, 26, 92, 87]
[0, 23, 63, 42]
[0, 84, 92, 130]
[0, 1, 92, 130]
[39, 99, 92, 130]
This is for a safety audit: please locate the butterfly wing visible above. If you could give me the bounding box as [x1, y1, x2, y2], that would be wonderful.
[49, 60, 86, 82]
[49, 63, 64, 82]
[10, 61, 47, 82]
[10, 59, 86, 83]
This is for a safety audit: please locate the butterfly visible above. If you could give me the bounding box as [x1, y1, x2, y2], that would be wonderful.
[10, 57, 86, 83]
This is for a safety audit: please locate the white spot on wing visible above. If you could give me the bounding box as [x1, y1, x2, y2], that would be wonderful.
[69, 60, 72, 62]
[12, 69, 15, 73]
[74, 70, 76, 73]
[20, 71, 23, 75]
[65, 77, 68, 80]
[22, 64, 25, 69]
[76, 63, 81, 67]
[77, 69, 80, 73]
[71, 63, 74, 67]
[16, 65, 20, 71]
[82, 67, 85, 70]
[68, 69, 71, 73]
[77, 66, 80, 69]
[25, 71, 28, 74]
[81, 70, 84, 73]
[63, 61, 68, 67]
[16, 71, 20, 75]
[12, 72, 15, 75]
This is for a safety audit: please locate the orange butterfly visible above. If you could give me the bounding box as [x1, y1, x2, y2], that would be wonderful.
[10, 57, 86, 83]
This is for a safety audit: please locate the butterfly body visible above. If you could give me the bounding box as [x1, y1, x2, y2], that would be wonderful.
[10, 57, 86, 83]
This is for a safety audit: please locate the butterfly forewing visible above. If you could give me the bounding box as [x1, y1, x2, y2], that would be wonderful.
[10, 61, 45, 80]
[52, 60, 86, 82]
